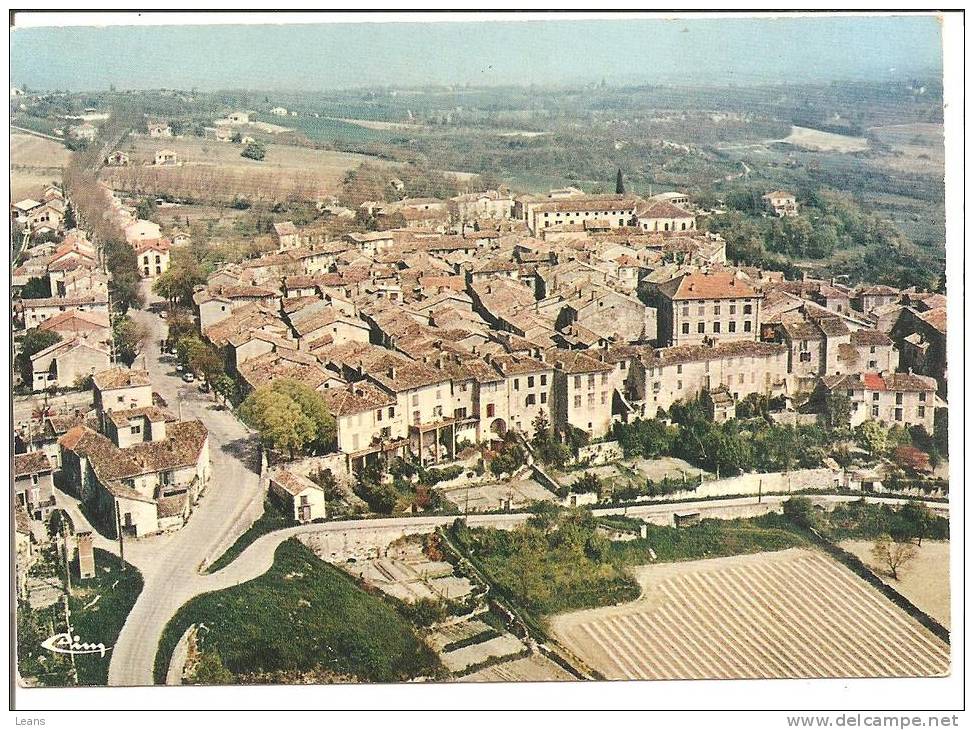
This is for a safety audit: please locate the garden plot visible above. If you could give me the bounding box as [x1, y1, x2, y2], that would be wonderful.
[629, 456, 711, 483]
[439, 633, 525, 674]
[457, 653, 576, 682]
[550, 548, 949, 680]
[341, 539, 474, 604]
[439, 476, 556, 513]
[426, 618, 495, 652]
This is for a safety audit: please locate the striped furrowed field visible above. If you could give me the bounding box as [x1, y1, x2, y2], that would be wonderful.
[550, 548, 949, 680]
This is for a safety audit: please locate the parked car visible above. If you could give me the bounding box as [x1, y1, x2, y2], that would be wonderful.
[160, 311, 167, 319]
[199, 381, 210, 393]
[175, 364, 184, 372]
[182, 372, 195, 383]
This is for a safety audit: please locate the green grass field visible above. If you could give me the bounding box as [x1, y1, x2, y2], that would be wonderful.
[453, 511, 809, 624]
[155, 539, 441, 684]
[204, 497, 293, 574]
[17, 547, 143, 687]
[284, 115, 392, 144]
[70, 549, 144, 685]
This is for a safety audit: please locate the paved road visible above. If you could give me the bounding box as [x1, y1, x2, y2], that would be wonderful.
[107, 288, 265, 687]
[103, 297, 950, 686]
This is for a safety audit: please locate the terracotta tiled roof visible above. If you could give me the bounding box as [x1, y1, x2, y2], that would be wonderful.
[490, 353, 551, 377]
[636, 200, 695, 219]
[823, 371, 937, 393]
[646, 341, 787, 367]
[320, 382, 395, 417]
[367, 359, 451, 393]
[850, 330, 893, 346]
[93, 367, 151, 390]
[919, 307, 946, 334]
[14, 451, 52, 476]
[22, 293, 108, 308]
[270, 469, 318, 497]
[37, 309, 110, 332]
[544, 348, 614, 374]
[657, 271, 760, 301]
[106, 406, 172, 428]
[533, 195, 639, 214]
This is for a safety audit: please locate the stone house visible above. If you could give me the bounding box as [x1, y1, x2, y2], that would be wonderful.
[20, 294, 109, 328]
[545, 349, 617, 438]
[653, 271, 762, 347]
[14, 451, 56, 520]
[269, 469, 327, 523]
[30, 338, 111, 392]
[634, 200, 697, 233]
[762, 190, 798, 217]
[629, 341, 789, 417]
[58, 418, 210, 538]
[818, 372, 938, 432]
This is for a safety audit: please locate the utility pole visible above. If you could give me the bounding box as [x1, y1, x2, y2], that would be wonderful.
[114, 500, 125, 568]
[62, 593, 77, 683]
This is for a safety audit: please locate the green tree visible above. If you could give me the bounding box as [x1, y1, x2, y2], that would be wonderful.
[239, 379, 336, 458]
[20, 276, 52, 299]
[855, 420, 890, 460]
[112, 316, 148, 366]
[152, 246, 211, 306]
[16, 329, 62, 383]
[241, 141, 266, 161]
[136, 197, 156, 221]
[103, 237, 144, 312]
[783, 497, 818, 531]
[899, 501, 933, 547]
[531, 411, 570, 467]
[933, 408, 948, 457]
[176, 335, 225, 383]
[871, 533, 917, 580]
[212, 374, 238, 405]
[823, 392, 852, 430]
[358, 479, 400, 515]
[615, 168, 625, 194]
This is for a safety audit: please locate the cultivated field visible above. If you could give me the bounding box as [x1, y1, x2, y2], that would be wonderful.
[841, 539, 950, 629]
[550, 548, 949, 680]
[868, 122, 945, 176]
[10, 133, 71, 199]
[101, 136, 394, 203]
[780, 125, 870, 153]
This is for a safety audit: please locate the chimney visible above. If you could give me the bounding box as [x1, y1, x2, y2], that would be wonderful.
[77, 532, 95, 579]
[387, 366, 396, 379]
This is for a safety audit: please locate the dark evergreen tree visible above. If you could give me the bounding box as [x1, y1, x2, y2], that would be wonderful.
[615, 168, 625, 195]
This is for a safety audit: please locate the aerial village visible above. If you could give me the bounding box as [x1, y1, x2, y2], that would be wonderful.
[11, 115, 950, 685]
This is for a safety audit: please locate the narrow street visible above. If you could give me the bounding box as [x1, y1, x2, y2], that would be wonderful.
[106, 287, 265, 687]
[102, 285, 949, 686]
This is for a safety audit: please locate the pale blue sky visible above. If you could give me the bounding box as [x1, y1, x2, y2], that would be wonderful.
[10, 15, 944, 91]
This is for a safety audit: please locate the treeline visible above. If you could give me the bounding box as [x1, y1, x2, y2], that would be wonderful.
[611, 398, 840, 477]
[706, 186, 942, 290]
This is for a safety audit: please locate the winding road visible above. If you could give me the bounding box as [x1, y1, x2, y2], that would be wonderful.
[94, 286, 948, 685]
[105, 288, 265, 686]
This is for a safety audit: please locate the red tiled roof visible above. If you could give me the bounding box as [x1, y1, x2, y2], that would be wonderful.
[14, 451, 52, 476]
[657, 271, 760, 301]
